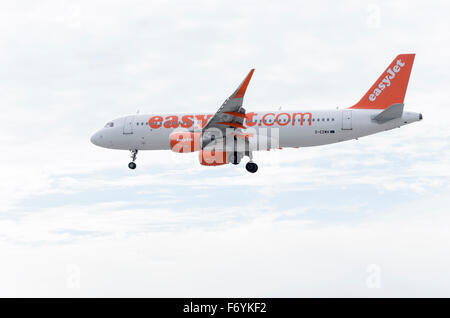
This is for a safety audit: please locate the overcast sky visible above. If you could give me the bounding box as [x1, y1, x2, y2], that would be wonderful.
[1, 0, 449, 297]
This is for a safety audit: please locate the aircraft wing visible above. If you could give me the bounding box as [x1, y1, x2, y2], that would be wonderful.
[202, 69, 254, 138]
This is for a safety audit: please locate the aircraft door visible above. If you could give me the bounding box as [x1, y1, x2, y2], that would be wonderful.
[123, 115, 135, 134]
[342, 110, 352, 130]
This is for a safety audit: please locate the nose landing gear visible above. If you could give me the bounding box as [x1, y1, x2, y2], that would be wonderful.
[128, 149, 138, 169]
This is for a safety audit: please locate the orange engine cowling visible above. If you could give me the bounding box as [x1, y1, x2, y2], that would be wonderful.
[199, 150, 229, 166]
[170, 132, 201, 153]
[171, 132, 229, 166]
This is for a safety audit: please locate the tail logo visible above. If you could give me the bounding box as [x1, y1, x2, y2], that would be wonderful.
[369, 59, 406, 102]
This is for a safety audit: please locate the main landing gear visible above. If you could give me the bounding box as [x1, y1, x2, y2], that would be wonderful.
[231, 151, 240, 165]
[128, 149, 138, 169]
[244, 151, 258, 173]
[229, 151, 258, 173]
[245, 162, 258, 173]
[229, 138, 258, 173]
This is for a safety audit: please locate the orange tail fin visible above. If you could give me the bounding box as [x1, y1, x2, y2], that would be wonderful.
[349, 54, 415, 109]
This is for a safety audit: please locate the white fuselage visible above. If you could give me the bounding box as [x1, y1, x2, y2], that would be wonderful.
[90, 109, 422, 151]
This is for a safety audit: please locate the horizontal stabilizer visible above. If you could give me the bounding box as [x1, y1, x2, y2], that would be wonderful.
[372, 103, 404, 123]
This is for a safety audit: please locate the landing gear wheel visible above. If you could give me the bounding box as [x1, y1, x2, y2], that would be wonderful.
[128, 149, 138, 170]
[245, 162, 258, 173]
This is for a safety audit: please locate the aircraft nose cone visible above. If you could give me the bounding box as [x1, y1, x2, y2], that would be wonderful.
[90, 131, 103, 146]
[90, 133, 97, 145]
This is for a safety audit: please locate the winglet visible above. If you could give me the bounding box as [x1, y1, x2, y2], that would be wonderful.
[232, 69, 255, 99]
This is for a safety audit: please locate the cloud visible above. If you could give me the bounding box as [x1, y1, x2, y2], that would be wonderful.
[1, 188, 450, 297]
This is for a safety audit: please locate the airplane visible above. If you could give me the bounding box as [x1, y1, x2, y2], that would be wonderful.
[90, 53, 422, 173]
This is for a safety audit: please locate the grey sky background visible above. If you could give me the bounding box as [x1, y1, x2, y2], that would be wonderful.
[0, 0, 449, 296]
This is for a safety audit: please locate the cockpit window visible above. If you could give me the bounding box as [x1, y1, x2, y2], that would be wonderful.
[104, 122, 114, 128]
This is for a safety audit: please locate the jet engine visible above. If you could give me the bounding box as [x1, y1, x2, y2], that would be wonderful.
[199, 150, 229, 166]
[170, 132, 201, 153]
